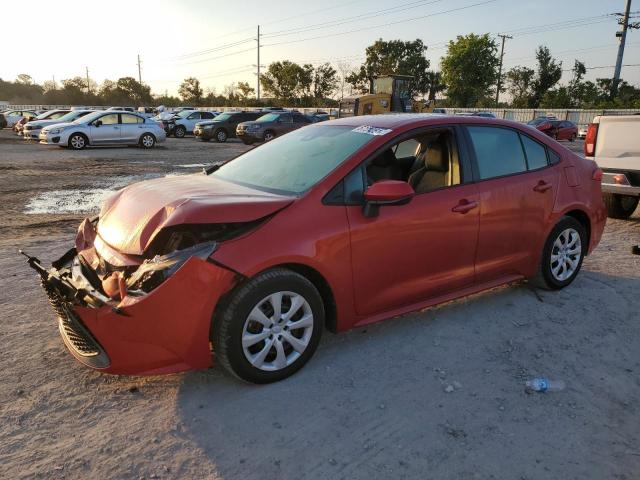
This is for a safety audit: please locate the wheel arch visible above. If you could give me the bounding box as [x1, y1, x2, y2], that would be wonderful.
[67, 131, 89, 147]
[139, 131, 156, 142]
[563, 208, 591, 251]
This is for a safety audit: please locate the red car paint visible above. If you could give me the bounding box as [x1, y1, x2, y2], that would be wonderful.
[45, 114, 606, 375]
[531, 119, 579, 141]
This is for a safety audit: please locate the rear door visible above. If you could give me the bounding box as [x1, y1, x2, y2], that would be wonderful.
[119, 113, 144, 143]
[276, 113, 293, 135]
[464, 125, 560, 282]
[89, 113, 120, 144]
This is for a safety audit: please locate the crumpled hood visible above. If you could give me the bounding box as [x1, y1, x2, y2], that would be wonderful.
[97, 174, 294, 255]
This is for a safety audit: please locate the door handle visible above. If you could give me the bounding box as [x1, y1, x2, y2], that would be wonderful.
[452, 199, 478, 214]
[533, 181, 552, 193]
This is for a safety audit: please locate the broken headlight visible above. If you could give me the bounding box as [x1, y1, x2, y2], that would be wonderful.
[126, 241, 217, 293]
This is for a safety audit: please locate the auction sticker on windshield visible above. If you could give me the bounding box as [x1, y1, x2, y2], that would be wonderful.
[352, 125, 393, 136]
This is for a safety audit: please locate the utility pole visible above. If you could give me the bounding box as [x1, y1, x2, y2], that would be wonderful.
[612, 0, 639, 97]
[137, 54, 142, 84]
[495, 34, 512, 106]
[255, 25, 261, 101]
[85, 66, 90, 95]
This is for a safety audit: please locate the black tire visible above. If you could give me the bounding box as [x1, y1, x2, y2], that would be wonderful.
[212, 268, 324, 384]
[603, 193, 639, 220]
[569, 134, 576, 142]
[214, 129, 228, 143]
[174, 125, 186, 138]
[139, 133, 156, 149]
[68, 133, 88, 150]
[263, 130, 276, 142]
[530, 216, 587, 290]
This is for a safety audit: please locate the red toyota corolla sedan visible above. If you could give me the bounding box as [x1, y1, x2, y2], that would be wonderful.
[25, 114, 606, 383]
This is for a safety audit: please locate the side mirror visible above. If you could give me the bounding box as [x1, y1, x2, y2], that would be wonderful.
[94, 120, 102, 127]
[363, 180, 415, 217]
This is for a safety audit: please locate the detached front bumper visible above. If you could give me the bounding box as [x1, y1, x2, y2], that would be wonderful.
[32, 247, 238, 375]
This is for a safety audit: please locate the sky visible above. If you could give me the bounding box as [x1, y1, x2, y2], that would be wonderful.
[2, 0, 638, 98]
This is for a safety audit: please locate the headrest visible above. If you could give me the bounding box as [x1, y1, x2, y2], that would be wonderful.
[423, 139, 449, 172]
[372, 149, 396, 167]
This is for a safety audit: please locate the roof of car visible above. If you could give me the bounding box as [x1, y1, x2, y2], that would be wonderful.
[327, 113, 522, 129]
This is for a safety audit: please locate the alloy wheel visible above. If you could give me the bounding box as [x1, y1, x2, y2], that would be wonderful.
[241, 291, 314, 371]
[550, 228, 582, 281]
[142, 134, 154, 148]
[216, 130, 227, 142]
[264, 132, 274, 141]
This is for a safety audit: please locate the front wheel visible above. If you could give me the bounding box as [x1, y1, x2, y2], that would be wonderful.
[174, 125, 186, 138]
[263, 130, 276, 142]
[215, 129, 228, 143]
[68, 133, 87, 150]
[530, 216, 587, 290]
[212, 269, 324, 383]
[603, 193, 639, 219]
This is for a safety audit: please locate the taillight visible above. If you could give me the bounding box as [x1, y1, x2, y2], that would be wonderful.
[584, 123, 598, 156]
[592, 168, 603, 181]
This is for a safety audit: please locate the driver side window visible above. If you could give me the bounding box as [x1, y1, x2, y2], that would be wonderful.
[365, 128, 462, 194]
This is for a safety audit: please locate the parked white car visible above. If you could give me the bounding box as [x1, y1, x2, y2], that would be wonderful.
[2, 109, 38, 128]
[585, 115, 640, 219]
[39, 111, 166, 149]
[578, 125, 588, 139]
[23, 110, 94, 139]
[163, 110, 218, 137]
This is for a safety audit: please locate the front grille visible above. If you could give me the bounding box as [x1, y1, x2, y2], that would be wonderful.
[40, 278, 110, 367]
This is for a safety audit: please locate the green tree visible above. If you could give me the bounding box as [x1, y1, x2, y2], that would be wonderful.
[178, 77, 203, 105]
[16, 74, 33, 85]
[116, 77, 152, 105]
[440, 33, 499, 107]
[346, 39, 431, 96]
[531, 46, 562, 107]
[312, 63, 338, 100]
[506, 66, 535, 107]
[425, 70, 445, 102]
[260, 61, 313, 102]
[237, 81, 255, 101]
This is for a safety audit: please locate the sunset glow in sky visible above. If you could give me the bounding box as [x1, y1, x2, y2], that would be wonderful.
[2, 0, 637, 96]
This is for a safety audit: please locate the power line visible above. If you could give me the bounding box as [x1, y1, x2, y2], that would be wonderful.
[263, 0, 499, 48]
[262, 0, 445, 38]
[175, 46, 256, 66]
[169, 37, 255, 61]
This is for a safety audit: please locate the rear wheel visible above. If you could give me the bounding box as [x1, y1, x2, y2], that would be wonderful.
[263, 130, 276, 142]
[139, 133, 155, 149]
[215, 129, 228, 143]
[569, 134, 576, 142]
[530, 216, 587, 290]
[68, 133, 87, 150]
[174, 125, 186, 138]
[603, 193, 639, 219]
[212, 268, 324, 384]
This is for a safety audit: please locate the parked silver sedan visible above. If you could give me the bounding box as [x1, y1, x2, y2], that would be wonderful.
[39, 111, 166, 150]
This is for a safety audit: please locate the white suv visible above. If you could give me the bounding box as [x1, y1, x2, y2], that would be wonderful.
[39, 111, 166, 149]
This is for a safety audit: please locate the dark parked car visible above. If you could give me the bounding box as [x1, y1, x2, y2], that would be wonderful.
[528, 118, 578, 141]
[306, 111, 330, 123]
[0, 112, 7, 129]
[236, 111, 312, 144]
[193, 111, 263, 142]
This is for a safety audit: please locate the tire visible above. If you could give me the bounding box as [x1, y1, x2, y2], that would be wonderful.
[214, 129, 228, 143]
[68, 133, 88, 150]
[569, 134, 576, 142]
[530, 216, 587, 290]
[603, 193, 639, 219]
[212, 268, 324, 384]
[263, 130, 276, 142]
[174, 125, 186, 138]
[139, 133, 156, 149]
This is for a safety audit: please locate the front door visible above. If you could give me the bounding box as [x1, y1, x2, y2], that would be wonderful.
[346, 127, 480, 316]
[89, 113, 120, 144]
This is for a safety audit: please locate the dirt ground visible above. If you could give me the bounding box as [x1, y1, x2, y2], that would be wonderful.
[0, 130, 639, 480]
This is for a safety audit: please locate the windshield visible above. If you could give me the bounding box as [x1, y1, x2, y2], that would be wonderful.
[210, 112, 232, 122]
[211, 125, 375, 194]
[256, 113, 279, 122]
[73, 111, 104, 124]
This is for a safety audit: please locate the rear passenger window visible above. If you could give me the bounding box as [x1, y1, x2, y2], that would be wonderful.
[121, 114, 142, 124]
[467, 126, 527, 180]
[520, 134, 548, 170]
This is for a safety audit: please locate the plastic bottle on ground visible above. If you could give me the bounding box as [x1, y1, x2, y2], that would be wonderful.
[525, 378, 566, 393]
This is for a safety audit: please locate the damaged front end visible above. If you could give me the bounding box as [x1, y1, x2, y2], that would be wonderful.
[23, 218, 243, 375]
